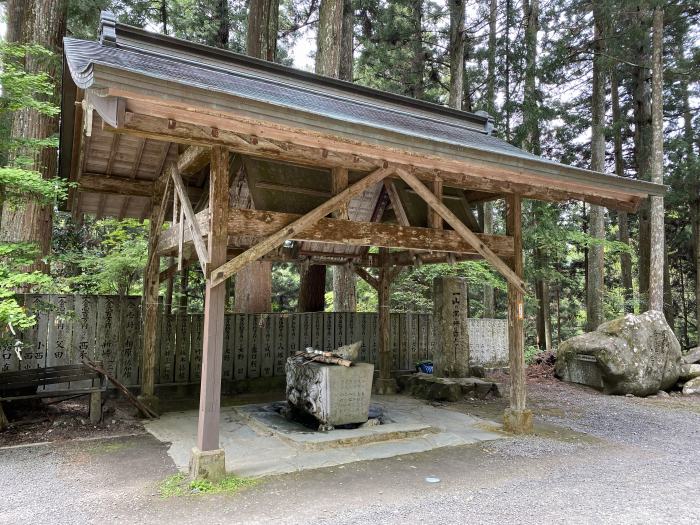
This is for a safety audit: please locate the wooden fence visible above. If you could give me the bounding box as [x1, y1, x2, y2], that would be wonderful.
[1, 295, 507, 387]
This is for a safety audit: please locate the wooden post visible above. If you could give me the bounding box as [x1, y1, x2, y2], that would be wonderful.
[138, 177, 170, 413]
[191, 146, 229, 481]
[503, 194, 532, 433]
[428, 178, 444, 230]
[374, 247, 397, 394]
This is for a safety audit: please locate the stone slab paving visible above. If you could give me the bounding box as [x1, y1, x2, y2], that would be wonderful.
[144, 395, 502, 477]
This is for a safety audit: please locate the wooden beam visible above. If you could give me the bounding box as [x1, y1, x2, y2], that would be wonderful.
[353, 266, 379, 291]
[79, 174, 154, 197]
[462, 190, 501, 203]
[384, 180, 410, 227]
[459, 194, 483, 233]
[196, 146, 229, 453]
[210, 166, 395, 287]
[255, 181, 332, 199]
[171, 163, 210, 272]
[396, 167, 526, 295]
[157, 207, 514, 257]
[113, 111, 643, 213]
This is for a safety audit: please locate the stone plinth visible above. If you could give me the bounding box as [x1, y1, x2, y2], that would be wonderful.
[189, 447, 226, 481]
[433, 277, 470, 377]
[286, 359, 374, 427]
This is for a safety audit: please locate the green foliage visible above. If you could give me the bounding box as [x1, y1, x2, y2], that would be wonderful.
[0, 242, 58, 339]
[62, 218, 149, 297]
[271, 263, 300, 312]
[391, 261, 505, 314]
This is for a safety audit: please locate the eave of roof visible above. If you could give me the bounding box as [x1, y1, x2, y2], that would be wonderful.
[59, 11, 667, 207]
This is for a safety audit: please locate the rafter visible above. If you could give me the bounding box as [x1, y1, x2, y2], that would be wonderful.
[109, 109, 643, 212]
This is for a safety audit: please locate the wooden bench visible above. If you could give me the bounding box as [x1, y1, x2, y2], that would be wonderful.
[0, 363, 106, 430]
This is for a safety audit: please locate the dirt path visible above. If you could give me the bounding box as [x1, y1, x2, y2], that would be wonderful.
[1, 382, 699, 524]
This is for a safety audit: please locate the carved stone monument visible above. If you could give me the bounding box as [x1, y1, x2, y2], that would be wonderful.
[433, 276, 470, 377]
[286, 358, 374, 429]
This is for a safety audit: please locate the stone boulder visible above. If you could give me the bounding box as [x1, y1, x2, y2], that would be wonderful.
[682, 377, 700, 396]
[680, 364, 700, 382]
[682, 347, 700, 365]
[555, 311, 682, 397]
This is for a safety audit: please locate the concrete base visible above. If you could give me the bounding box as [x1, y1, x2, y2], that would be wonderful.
[146, 396, 502, 478]
[373, 378, 398, 395]
[503, 408, 533, 434]
[137, 394, 160, 416]
[189, 447, 226, 482]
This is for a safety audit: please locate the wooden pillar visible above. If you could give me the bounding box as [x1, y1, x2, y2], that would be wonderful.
[138, 181, 168, 412]
[503, 194, 532, 433]
[374, 247, 397, 394]
[191, 146, 229, 481]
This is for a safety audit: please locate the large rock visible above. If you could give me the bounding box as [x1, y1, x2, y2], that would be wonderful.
[680, 364, 700, 382]
[555, 311, 682, 397]
[682, 377, 700, 396]
[682, 347, 700, 364]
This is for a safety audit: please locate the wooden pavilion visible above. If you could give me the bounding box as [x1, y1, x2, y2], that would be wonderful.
[59, 12, 665, 477]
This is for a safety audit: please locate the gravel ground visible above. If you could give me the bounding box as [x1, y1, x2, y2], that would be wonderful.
[1, 380, 699, 525]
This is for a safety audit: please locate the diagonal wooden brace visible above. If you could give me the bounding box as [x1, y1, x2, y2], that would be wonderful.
[171, 163, 209, 272]
[210, 166, 396, 287]
[395, 167, 527, 295]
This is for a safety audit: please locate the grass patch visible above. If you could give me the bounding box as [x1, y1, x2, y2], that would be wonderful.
[158, 472, 256, 498]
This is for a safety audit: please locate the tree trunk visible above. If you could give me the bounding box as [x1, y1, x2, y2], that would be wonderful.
[236, 0, 279, 313]
[316, 0, 344, 77]
[448, 0, 465, 110]
[339, 0, 354, 82]
[160, 0, 168, 35]
[234, 263, 273, 313]
[407, 0, 424, 99]
[298, 264, 327, 312]
[521, 0, 540, 154]
[648, 6, 664, 313]
[482, 203, 495, 317]
[633, 5, 653, 309]
[317, 0, 356, 311]
[247, 0, 279, 61]
[0, 0, 67, 274]
[611, 70, 634, 312]
[214, 0, 230, 48]
[696, 204, 700, 342]
[587, 0, 607, 332]
[481, 0, 497, 318]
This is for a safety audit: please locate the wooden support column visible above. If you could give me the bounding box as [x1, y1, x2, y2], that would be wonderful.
[138, 176, 171, 412]
[374, 248, 398, 394]
[428, 178, 444, 230]
[191, 146, 229, 481]
[503, 194, 533, 434]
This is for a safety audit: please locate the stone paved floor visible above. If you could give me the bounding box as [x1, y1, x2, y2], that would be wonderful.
[144, 395, 502, 477]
